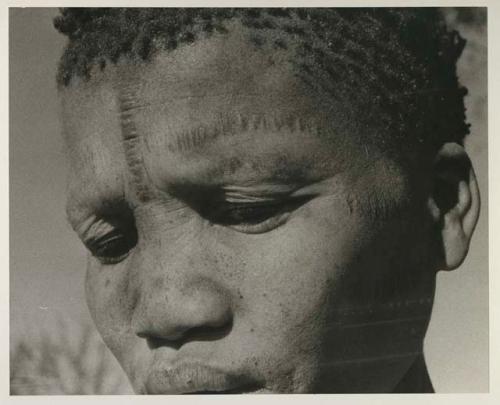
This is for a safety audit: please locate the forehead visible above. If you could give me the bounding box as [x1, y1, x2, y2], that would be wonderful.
[61, 23, 370, 223]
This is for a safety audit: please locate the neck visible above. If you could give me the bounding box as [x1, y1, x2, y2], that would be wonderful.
[392, 354, 434, 393]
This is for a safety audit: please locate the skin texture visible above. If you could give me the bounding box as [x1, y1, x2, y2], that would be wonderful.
[61, 22, 479, 393]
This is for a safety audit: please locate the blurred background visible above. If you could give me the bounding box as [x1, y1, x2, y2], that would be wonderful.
[9, 8, 488, 394]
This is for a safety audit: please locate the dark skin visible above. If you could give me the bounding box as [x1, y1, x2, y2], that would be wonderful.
[62, 22, 480, 393]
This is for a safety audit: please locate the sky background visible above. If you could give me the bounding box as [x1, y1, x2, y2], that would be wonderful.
[9, 8, 488, 392]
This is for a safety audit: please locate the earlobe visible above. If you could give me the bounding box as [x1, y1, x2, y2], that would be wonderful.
[427, 142, 480, 271]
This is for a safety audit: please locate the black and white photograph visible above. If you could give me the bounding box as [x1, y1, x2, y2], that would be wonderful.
[7, 3, 490, 397]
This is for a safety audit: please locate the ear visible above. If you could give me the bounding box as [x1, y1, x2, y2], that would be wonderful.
[427, 142, 480, 271]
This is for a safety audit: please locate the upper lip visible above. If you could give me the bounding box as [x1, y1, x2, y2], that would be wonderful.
[143, 362, 261, 394]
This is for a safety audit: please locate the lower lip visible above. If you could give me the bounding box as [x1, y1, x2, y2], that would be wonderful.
[144, 364, 261, 395]
[182, 385, 265, 395]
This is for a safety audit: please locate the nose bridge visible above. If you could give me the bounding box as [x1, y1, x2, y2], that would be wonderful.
[133, 199, 205, 281]
[130, 214, 233, 341]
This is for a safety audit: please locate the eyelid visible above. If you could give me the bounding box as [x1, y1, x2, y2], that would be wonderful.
[222, 180, 325, 202]
[216, 195, 313, 234]
[78, 212, 138, 265]
[226, 211, 290, 234]
[87, 228, 122, 250]
[81, 219, 116, 246]
[87, 230, 136, 265]
[222, 184, 303, 203]
[91, 233, 132, 265]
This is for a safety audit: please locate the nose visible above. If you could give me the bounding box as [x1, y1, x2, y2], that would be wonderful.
[132, 278, 234, 345]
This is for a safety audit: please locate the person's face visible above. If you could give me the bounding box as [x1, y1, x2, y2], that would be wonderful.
[63, 24, 436, 393]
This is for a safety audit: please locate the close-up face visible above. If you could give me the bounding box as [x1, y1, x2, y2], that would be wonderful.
[62, 22, 451, 394]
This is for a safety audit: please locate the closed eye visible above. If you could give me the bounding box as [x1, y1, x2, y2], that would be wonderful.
[81, 209, 138, 265]
[86, 228, 137, 265]
[208, 197, 312, 234]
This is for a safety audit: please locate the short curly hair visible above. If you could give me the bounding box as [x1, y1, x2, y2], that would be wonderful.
[54, 8, 469, 164]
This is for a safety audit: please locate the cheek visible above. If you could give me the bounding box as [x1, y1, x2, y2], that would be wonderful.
[85, 258, 139, 368]
[86, 257, 159, 390]
[226, 194, 370, 377]
[240, 192, 366, 316]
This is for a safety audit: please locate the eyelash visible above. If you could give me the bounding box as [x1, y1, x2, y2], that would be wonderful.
[85, 225, 137, 265]
[211, 198, 306, 234]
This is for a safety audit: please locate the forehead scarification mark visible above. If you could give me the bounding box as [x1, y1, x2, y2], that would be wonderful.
[166, 112, 323, 155]
[116, 68, 156, 205]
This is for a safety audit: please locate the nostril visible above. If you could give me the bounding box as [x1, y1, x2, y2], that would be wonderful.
[136, 331, 147, 339]
[141, 318, 234, 350]
[137, 328, 186, 350]
[135, 326, 185, 343]
[147, 335, 182, 350]
[182, 320, 233, 342]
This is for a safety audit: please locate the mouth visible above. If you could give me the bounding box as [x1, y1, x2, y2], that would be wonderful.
[182, 384, 263, 395]
[144, 362, 263, 395]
